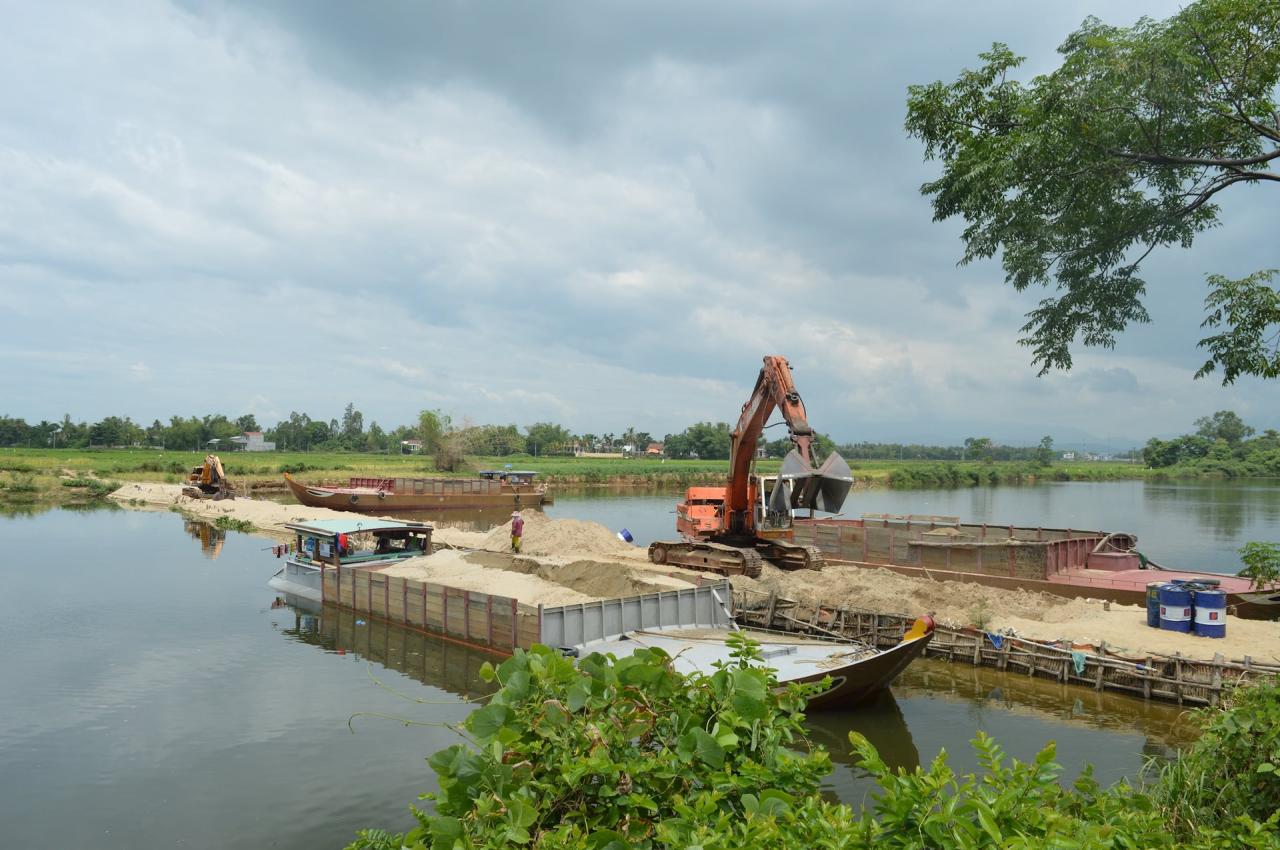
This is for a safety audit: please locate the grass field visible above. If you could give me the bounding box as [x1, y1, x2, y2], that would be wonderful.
[0, 446, 1168, 513]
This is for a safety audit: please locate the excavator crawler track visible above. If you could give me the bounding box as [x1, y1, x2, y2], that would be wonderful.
[648, 540, 764, 578]
[763, 542, 826, 571]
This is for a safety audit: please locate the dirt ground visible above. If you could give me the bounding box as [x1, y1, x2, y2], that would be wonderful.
[110, 482, 1280, 662]
[734, 563, 1280, 664]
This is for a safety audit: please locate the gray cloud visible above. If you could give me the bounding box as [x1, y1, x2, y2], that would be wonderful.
[1, 0, 1273, 444]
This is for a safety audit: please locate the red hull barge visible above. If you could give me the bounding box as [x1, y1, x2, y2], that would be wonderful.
[283, 470, 551, 513]
[794, 515, 1280, 620]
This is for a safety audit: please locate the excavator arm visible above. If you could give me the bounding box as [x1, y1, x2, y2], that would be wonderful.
[723, 355, 815, 535]
[648, 354, 851, 576]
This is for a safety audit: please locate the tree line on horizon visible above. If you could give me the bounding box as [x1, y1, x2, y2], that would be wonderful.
[0, 406, 1106, 466]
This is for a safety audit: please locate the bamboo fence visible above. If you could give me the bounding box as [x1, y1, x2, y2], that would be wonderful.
[733, 587, 1279, 707]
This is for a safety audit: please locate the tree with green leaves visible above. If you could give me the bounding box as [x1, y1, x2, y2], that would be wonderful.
[963, 436, 993, 462]
[1194, 409, 1255, 444]
[417, 410, 446, 455]
[1035, 435, 1055, 467]
[906, 0, 1279, 379]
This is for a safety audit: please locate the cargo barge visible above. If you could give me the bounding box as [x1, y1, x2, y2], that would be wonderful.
[283, 469, 551, 512]
[794, 514, 1280, 620]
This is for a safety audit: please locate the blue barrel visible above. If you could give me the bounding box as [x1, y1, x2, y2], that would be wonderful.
[1146, 582, 1163, 628]
[1158, 583, 1193, 633]
[1192, 589, 1226, 638]
[616, 528, 634, 543]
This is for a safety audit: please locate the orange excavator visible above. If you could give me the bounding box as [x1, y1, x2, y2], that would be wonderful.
[648, 355, 853, 577]
[183, 454, 235, 501]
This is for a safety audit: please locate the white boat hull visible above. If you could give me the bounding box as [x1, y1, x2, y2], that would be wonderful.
[268, 558, 323, 604]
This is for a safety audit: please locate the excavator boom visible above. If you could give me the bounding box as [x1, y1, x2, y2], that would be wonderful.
[649, 355, 852, 576]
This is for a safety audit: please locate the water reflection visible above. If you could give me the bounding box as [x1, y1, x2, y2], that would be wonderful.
[807, 689, 921, 773]
[896, 659, 1194, 746]
[183, 519, 226, 559]
[276, 599, 501, 704]
[1143, 480, 1280, 543]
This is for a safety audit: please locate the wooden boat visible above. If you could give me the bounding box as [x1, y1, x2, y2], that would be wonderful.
[573, 618, 935, 710]
[267, 518, 434, 603]
[283, 469, 550, 512]
[794, 515, 1280, 620]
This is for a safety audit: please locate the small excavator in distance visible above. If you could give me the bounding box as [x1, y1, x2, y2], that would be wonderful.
[183, 454, 236, 500]
[648, 355, 853, 578]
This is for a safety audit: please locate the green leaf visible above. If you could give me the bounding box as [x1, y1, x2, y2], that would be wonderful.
[588, 830, 628, 850]
[688, 728, 725, 769]
[566, 681, 591, 713]
[504, 669, 531, 700]
[467, 703, 512, 739]
[974, 800, 1002, 842]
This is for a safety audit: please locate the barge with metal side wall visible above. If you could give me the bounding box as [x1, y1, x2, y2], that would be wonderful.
[794, 514, 1280, 619]
[283, 469, 550, 513]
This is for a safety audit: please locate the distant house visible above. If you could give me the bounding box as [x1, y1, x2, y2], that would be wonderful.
[572, 440, 625, 459]
[644, 442, 664, 457]
[401, 439, 424, 454]
[1061, 451, 1076, 461]
[754, 446, 767, 459]
[229, 431, 276, 452]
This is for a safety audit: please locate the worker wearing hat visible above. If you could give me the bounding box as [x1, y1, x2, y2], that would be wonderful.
[510, 510, 524, 553]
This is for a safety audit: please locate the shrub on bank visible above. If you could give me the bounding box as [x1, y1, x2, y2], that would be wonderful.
[213, 516, 254, 533]
[349, 638, 1280, 850]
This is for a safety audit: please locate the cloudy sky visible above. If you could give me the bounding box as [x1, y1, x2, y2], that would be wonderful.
[2, 0, 1274, 446]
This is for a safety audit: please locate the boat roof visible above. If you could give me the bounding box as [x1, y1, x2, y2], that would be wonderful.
[583, 630, 877, 682]
[284, 518, 432, 536]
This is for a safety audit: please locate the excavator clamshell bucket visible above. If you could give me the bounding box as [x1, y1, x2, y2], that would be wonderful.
[777, 450, 854, 513]
[813, 451, 854, 512]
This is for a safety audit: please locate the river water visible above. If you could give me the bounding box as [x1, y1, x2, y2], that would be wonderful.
[4, 478, 1273, 848]
[547, 478, 1280, 574]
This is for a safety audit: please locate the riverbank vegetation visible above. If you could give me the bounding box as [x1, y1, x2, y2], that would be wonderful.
[6, 406, 1274, 513]
[0, 446, 1158, 513]
[1145, 411, 1280, 478]
[350, 636, 1280, 850]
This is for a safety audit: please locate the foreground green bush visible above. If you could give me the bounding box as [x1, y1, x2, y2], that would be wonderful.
[351, 641, 1280, 850]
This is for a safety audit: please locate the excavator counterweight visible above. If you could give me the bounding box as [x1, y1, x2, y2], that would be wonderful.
[648, 355, 853, 576]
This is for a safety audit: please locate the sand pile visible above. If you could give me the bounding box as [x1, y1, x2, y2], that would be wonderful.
[503, 555, 695, 599]
[480, 510, 646, 560]
[735, 564, 1098, 624]
[376, 551, 601, 606]
[734, 563, 1280, 661]
[110, 482, 487, 548]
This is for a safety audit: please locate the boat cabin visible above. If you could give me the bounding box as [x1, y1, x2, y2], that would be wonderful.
[284, 519, 433, 567]
[478, 469, 540, 486]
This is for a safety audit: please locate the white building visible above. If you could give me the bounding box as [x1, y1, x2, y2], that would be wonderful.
[230, 431, 276, 452]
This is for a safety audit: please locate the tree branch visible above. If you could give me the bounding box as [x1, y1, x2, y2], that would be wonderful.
[1108, 148, 1280, 168]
